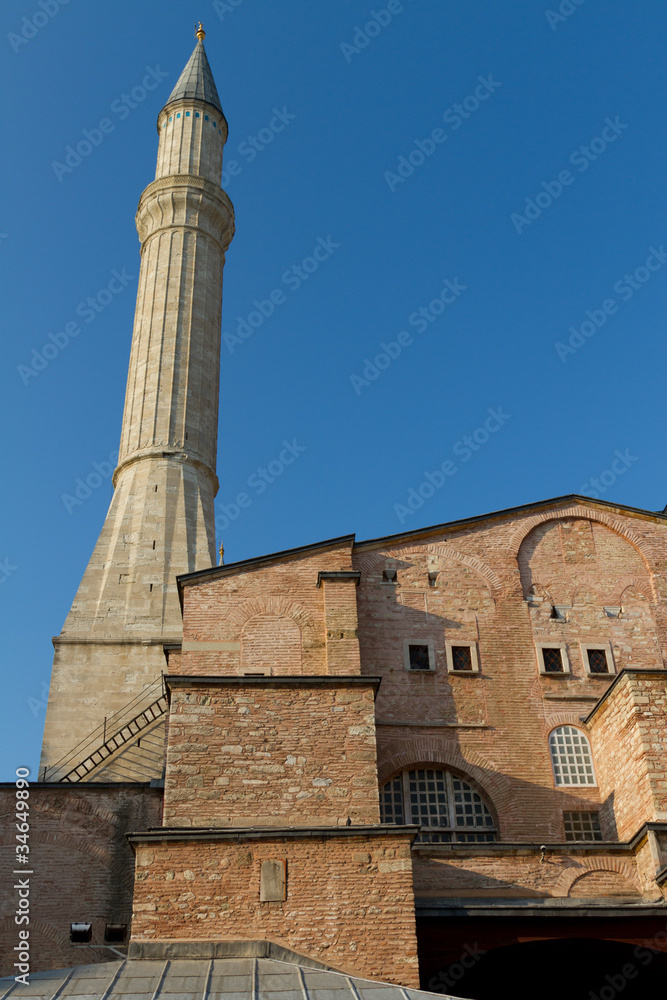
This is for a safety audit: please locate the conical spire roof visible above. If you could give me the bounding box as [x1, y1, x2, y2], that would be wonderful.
[164, 38, 223, 115]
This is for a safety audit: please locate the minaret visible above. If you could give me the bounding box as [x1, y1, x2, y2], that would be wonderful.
[40, 26, 234, 779]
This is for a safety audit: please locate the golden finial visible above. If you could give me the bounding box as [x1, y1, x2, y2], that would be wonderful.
[196, 22, 206, 41]
[218, 541, 224, 566]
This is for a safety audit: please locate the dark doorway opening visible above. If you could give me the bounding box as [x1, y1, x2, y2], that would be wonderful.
[422, 936, 667, 1000]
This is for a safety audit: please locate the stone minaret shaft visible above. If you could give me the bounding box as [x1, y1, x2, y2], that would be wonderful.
[41, 34, 234, 776]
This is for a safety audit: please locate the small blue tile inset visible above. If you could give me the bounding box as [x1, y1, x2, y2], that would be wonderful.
[195, 112, 200, 118]
[169, 116, 172, 122]
[176, 113, 181, 118]
[186, 111, 190, 116]
[204, 115, 209, 121]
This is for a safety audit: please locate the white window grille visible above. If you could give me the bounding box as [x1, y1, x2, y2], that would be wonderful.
[549, 726, 596, 786]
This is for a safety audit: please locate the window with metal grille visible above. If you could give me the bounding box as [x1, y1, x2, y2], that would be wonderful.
[451, 646, 473, 671]
[408, 644, 431, 671]
[379, 768, 496, 843]
[587, 648, 609, 674]
[563, 811, 602, 842]
[549, 726, 596, 786]
[542, 647, 565, 672]
[379, 775, 404, 824]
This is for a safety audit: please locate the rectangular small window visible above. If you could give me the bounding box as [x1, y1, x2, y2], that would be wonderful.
[563, 811, 602, 842]
[587, 648, 609, 674]
[408, 644, 431, 671]
[537, 643, 570, 675]
[445, 641, 479, 674]
[581, 642, 615, 677]
[543, 647, 564, 672]
[451, 646, 473, 671]
[104, 923, 127, 943]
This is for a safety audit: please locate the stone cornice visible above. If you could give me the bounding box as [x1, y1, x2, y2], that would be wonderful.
[127, 823, 419, 846]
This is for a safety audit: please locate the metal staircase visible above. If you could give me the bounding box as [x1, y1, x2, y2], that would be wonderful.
[43, 676, 168, 783]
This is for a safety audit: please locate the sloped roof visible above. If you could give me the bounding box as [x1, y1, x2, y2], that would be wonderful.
[163, 39, 223, 114]
[177, 493, 667, 590]
[0, 956, 462, 1000]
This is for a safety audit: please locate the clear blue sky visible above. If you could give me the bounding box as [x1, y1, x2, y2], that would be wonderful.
[2, 0, 667, 779]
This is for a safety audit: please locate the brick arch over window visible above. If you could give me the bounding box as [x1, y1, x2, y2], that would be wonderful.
[355, 544, 501, 597]
[543, 712, 592, 736]
[512, 506, 656, 600]
[377, 738, 508, 828]
[553, 858, 641, 898]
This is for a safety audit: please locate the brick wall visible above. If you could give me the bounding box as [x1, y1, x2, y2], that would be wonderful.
[412, 848, 650, 899]
[130, 830, 419, 986]
[179, 541, 359, 678]
[0, 783, 161, 976]
[163, 679, 380, 827]
[352, 503, 667, 844]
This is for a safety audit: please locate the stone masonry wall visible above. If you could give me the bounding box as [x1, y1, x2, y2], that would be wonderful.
[163, 680, 380, 827]
[130, 831, 419, 986]
[589, 672, 667, 840]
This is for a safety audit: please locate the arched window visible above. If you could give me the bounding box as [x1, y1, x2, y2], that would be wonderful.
[379, 768, 496, 843]
[548, 726, 596, 786]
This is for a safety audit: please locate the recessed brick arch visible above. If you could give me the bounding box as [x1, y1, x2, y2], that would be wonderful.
[223, 595, 317, 641]
[377, 737, 510, 829]
[512, 507, 657, 600]
[0, 915, 66, 948]
[0, 831, 134, 890]
[426, 543, 503, 597]
[355, 544, 501, 597]
[620, 579, 653, 602]
[553, 857, 640, 897]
